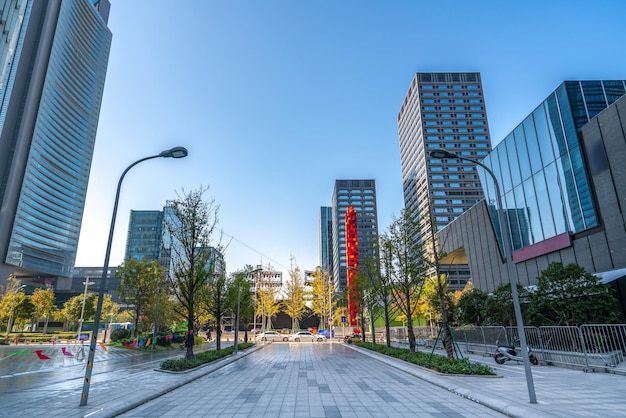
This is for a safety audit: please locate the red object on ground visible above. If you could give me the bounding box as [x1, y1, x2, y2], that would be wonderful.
[122, 340, 133, 349]
[35, 350, 50, 360]
[61, 347, 73, 357]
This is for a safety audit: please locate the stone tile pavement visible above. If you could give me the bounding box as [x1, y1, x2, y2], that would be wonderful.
[2, 341, 626, 417]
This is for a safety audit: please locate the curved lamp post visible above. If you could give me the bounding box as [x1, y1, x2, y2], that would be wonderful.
[80, 146, 188, 406]
[429, 149, 536, 403]
[5, 284, 27, 338]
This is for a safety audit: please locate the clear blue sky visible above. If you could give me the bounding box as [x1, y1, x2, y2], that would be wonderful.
[75, 0, 626, 275]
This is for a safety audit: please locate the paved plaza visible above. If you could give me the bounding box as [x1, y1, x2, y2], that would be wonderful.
[1, 341, 626, 417]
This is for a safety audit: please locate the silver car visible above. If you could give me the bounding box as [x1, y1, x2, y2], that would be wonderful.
[255, 330, 289, 342]
[288, 331, 326, 342]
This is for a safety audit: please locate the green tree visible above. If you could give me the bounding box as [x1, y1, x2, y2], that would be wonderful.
[456, 286, 490, 326]
[376, 236, 396, 347]
[386, 209, 427, 353]
[282, 257, 307, 331]
[30, 288, 57, 334]
[227, 270, 254, 342]
[203, 262, 229, 350]
[60, 294, 97, 331]
[117, 259, 166, 337]
[164, 187, 220, 360]
[528, 262, 619, 326]
[483, 283, 528, 326]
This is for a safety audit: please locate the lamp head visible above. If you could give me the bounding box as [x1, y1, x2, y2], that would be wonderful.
[429, 149, 458, 159]
[159, 146, 188, 159]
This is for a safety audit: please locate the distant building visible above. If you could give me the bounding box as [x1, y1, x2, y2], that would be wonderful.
[0, 0, 112, 289]
[330, 180, 378, 291]
[397, 72, 492, 290]
[56, 266, 119, 309]
[319, 207, 333, 273]
[124, 210, 170, 270]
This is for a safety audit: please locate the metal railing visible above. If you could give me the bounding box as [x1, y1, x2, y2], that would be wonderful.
[384, 324, 626, 372]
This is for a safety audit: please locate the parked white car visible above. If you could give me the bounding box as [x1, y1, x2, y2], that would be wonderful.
[288, 331, 326, 342]
[255, 331, 289, 342]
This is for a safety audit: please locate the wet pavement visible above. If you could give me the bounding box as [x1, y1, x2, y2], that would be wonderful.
[1, 341, 625, 417]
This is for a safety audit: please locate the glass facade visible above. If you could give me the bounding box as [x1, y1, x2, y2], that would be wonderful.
[124, 210, 167, 264]
[3, 0, 112, 277]
[480, 80, 626, 253]
[319, 207, 333, 273]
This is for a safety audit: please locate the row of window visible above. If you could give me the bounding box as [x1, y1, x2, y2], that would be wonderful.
[421, 84, 480, 90]
[422, 91, 481, 97]
[422, 99, 483, 104]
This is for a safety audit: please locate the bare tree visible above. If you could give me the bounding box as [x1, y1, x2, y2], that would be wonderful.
[164, 187, 219, 360]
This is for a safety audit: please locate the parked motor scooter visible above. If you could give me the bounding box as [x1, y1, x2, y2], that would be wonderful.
[494, 340, 539, 365]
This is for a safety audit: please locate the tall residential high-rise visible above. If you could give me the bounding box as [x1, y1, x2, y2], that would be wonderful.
[319, 207, 333, 273]
[331, 180, 378, 291]
[397, 72, 492, 239]
[0, 0, 112, 286]
[124, 210, 170, 269]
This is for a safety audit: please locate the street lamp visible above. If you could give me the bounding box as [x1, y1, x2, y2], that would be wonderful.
[429, 149, 537, 403]
[80, 146, 188, 406]
[5, 285, 27, 338]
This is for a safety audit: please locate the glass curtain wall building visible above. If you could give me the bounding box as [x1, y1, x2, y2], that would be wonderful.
[124, 210, 171, 270]
[479, 80, 626, 256]
[0, 0, 112, 283]
[319, 206, 333, 273]
[331, 180, 378, 291]
[398, 72, 492, 239]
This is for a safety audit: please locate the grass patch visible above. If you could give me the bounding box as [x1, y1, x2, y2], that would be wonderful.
[354, 342, 495, 375]
[160, 343, 255, 371]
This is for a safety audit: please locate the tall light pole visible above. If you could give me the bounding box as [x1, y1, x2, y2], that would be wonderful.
[76, 280, 95, 343]
[80, 146, 188, 406]
[429, 149, 537, 403]
[5, 285, 26, 338]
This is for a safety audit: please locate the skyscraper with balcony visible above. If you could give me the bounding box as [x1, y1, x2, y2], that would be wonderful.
[0, 0, 112, 286]
[331, 180, 378, 291]
[398, 72, 492, 239]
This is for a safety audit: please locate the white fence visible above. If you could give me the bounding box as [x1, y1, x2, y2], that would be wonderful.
[385, 324, 626, 372]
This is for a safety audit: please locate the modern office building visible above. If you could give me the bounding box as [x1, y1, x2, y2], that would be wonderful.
[397, 72, 491, 238]
[319, 207, 333, 273]
[0, 0, 112, 288]
[124, 210, 170, 268]
[438, 80, 626, 316]
[330, 180, 378, 291]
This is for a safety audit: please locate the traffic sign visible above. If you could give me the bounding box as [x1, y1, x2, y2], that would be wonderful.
[341, 316, 346, 323]
[328, 317, 333, 324]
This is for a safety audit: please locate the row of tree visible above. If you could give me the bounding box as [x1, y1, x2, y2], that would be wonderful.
[0, 276, 121, 335]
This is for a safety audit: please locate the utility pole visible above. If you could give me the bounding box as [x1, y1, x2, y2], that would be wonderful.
[76, 280, 95, 342]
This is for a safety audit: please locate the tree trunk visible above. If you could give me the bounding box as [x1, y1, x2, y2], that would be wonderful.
[407, 321, 416, 353]
[441, 323, 454, 360]
[43, 313, 49, 335]
[383, 302, 391, 348]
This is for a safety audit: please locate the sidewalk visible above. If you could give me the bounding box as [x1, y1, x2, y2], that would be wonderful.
[350, 344, 626, 417]
[1, 341, 625, 417]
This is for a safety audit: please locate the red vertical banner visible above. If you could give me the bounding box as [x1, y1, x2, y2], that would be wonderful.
[345, 206, 359, 327]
